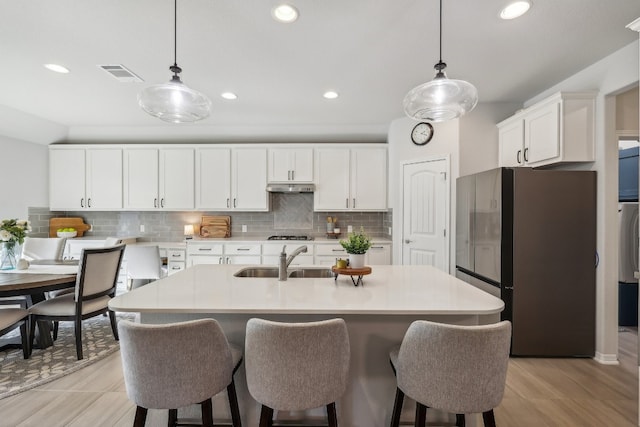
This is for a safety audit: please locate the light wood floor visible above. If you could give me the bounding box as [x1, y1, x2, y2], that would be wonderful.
[0, 330, 637, 427]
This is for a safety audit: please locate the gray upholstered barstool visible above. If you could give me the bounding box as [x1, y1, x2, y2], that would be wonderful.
[389, 320, 511, 427]
[245, 318, 350, 427]
[118, 318, 243, 427]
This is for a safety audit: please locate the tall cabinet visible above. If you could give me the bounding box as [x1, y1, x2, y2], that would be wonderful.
[50, 146, 122, 210]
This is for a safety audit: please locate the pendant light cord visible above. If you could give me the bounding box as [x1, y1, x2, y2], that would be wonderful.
[169, 0, 182, 78]
[434, 0, 446, 76]
[438, 0, 442, 65]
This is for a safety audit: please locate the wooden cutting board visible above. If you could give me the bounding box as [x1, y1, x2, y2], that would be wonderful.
[200, 215, 231, 238]
[49, 217, 91, 237]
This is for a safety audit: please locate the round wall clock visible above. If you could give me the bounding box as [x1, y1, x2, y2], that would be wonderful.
[411, 122, 434, 146]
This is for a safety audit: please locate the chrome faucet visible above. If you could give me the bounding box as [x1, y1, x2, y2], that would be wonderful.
[278, 245, 308, 281]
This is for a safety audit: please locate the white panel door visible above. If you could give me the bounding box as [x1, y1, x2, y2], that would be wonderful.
[196, 148, 232, 210]
[402, 159, 449, 271]
[86, 148, 122, 210]
[233, 148, 268, 210]
[49, 148, 86, 210]
[351, 148, 387, 210]
[159, 148, 194, 209]
[124, 148, 159, 209]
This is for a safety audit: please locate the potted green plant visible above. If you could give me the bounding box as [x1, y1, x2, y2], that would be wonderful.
[339, 227, 372, 268]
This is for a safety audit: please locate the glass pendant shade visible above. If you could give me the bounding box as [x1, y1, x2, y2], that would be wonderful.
[138, 76, 212, 123]
[403, 70, 478, 122]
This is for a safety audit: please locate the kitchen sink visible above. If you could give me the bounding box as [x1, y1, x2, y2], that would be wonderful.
[233, 267, 335, 279]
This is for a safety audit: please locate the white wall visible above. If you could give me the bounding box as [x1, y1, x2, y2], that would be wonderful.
[0, 136, 49, 219]
[524, 40, 640, 363]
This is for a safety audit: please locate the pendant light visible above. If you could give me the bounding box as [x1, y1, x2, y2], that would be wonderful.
[403, 0, 478, 122]
[138, 0, 211, 123]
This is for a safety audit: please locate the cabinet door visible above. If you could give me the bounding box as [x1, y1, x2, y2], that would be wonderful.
[50, 148, 86, 210]
[525, 101, 560, 165]
[124, 149, 159, 209]
[268, 149, 292, 183]
[314, 148, 350, 210]
[351, 148, 387, 210]
[86, 148, 122, 210]
[291, 148, 313, 182]
[196, 148, 232, 210]
[160, 148, 194, 209]
[233, 148, 268, 210]
[366, 244, 391, 265]
[498, 119, 524, 167]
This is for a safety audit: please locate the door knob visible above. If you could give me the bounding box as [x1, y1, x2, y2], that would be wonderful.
[404, 239, 412, 244]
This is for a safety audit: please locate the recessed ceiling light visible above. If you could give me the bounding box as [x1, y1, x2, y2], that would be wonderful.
[272, 4, 299, 23]
[44, 63, 70, 74]
[323, 91, 339, 99]
[221, 92, 238, 100]
[500, 1, 531, 20]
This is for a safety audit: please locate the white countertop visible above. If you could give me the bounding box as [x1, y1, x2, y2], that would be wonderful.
[109, 264, 504, 316]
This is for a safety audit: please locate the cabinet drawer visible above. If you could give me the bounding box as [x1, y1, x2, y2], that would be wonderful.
[224, 244, 261, 255]
[187, 243, 223, 255]
[166, 249, 185, 261]
[315, 244, 347, 256]
[167, 261, 185, 275]
[262, 243, 314, 256]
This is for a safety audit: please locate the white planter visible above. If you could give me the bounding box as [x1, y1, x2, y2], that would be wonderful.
[349, 253, 366, 269]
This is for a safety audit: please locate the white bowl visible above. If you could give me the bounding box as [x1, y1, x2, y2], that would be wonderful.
[57, 231, 77, 238]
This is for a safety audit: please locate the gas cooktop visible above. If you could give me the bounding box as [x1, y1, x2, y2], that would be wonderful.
[267, 235, 314, 241]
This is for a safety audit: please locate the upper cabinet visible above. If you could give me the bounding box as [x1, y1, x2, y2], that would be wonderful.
[267, 147, 314, 183]
[314, 146, 387, 211]
[498, 92, 595, 168]
[50, 147, 122, 210]
[196, 147, 268, 211]
[123, 147, 194, 210]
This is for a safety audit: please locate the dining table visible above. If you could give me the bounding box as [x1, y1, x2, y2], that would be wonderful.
[0, 260, 78, 349]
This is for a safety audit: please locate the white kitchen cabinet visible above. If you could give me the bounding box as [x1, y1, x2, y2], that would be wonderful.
[366, 243, 391, 265]
[165, 247, 186, 275]
[314, 146, 387, 211]
[186, 241, 224, 267]
[196, 147, 268, 211]
[223, 243, 261, 264]
[50, 147, 123, 210]
[314, 242, 348, 265]
[123, 147, 194, 210]
[268, 147, 314, 183]
[498, 92, 595, 168]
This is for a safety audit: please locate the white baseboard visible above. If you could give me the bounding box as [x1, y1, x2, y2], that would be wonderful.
[594, 351, 620, 365]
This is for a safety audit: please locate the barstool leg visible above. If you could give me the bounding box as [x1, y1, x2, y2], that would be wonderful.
[456, 413, 466, 427]
[415, 402, 427, 427]
[227, 379, 242, 427]
[201, 398, 213, 427]
[482, 410, 496, 427]
[389, 387, 404, 427]
[167, 408, 177, 427]
[327, 402, 338, 427]
[133, 406, 148, 427]
[259, 405, 274, 427]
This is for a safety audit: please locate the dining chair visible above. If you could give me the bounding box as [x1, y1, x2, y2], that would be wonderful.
[118, 318, 243, 427]
[0, 307, 30, 359]
[21, 237, 66, 261]
[389, 320, 512, 427]
[28, 244, 125, 360]
[124, 245, 165, 290]
[245, 317, 350, 427]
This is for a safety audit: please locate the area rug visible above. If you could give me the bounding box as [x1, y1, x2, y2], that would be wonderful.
[0, 313, 135, 399]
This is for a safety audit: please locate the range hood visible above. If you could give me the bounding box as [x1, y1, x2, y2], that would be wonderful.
[266, 183, 315, 193]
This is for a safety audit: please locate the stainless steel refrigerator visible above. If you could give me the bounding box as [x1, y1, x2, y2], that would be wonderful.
[455, 167, 596, 357]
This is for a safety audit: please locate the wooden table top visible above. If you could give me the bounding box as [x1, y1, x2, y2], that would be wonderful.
[0, 260, 77, 296]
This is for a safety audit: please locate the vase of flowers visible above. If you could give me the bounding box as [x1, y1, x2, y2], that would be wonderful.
[0, 219, 30, 270]
[339, 227, 372, 269]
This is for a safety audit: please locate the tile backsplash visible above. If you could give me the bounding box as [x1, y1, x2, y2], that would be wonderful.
[29, 193, 392, 242]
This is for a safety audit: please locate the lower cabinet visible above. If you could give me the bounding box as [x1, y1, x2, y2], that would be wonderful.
[186, 242, 224, 266]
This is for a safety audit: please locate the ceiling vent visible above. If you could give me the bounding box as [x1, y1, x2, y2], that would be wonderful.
[98, 64, 143, 82]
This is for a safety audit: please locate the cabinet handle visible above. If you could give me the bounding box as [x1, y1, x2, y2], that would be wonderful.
[353, 198, 356, 209]
[87, 198, 92, 208]
[346, 198, 349, 208]
[80, 198, 84, 208]
[172, 254, 181, 257]
[371, 246, 384, 249]
[288, 170, 291, 180]
[160, 198, 165, 208]
[171, 266, 181, 270]
[332, 249, 345, 252]
[233, 198, 237, 208]
[523, 147, 529, 162]
[198, 248, 213, 251]
[219, 257, 223, 264]
[154, 198, 158, 208]
[516, 150, 521, 164]
[227, 198, 230, 208]
[226, 257, 230, 264]
[291, 170, 295, 180]
[236, 248, 251, 251]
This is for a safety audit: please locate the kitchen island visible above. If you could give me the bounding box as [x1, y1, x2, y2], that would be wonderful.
[109, 264, 504, 427]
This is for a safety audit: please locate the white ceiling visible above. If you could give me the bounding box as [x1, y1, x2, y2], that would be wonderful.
[1, 0, 639, 144]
